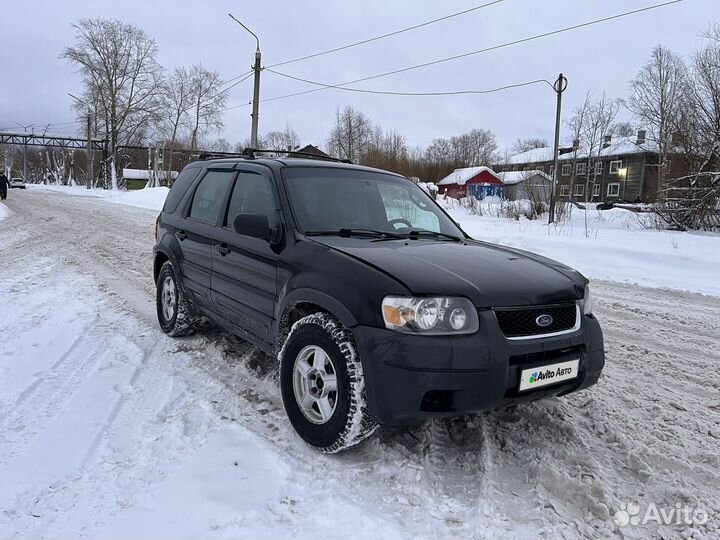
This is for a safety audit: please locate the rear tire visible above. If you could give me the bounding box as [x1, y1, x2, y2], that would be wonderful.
[156, 261, 198, 337]
[279, 313, 377, 453]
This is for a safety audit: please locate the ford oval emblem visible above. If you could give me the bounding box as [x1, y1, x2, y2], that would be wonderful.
[536, 314, 554, 327]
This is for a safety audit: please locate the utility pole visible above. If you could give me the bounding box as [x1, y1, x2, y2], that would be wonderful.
[86, 114, 93, 189]
[229, 13, 261, 148]
[548, 73, 567, 224]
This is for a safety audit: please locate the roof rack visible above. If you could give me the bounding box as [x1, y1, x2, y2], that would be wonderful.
[197, 150, 246, 160]
[242, 148, 352, 164]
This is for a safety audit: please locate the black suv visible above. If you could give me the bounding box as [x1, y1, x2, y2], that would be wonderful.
[153, 154, 604, 453]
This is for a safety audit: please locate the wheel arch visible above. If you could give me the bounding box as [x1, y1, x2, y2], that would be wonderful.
[276, 289, 358, 346]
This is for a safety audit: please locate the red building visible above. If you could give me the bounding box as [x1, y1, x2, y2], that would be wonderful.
[437, 166, 503, 199]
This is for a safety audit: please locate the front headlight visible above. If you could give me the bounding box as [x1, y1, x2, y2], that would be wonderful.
[382, 296, 479, 335]
[578, 285, 593, 315]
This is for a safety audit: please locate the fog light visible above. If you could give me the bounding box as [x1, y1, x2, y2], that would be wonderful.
[448, 307, 467, 330]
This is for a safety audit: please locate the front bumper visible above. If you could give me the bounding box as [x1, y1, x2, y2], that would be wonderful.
[353, 310, 604, 424]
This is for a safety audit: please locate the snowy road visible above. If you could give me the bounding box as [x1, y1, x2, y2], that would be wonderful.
[0, 189, 718, 539]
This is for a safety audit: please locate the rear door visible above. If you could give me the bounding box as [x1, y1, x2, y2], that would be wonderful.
[176, 168, 235, 305]
[211, 166, 280, 343]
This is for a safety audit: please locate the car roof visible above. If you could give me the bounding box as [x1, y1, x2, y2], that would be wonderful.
[191, 157, 406, 178]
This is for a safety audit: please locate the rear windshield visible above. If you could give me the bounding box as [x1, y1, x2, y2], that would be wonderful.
[282, 167, 462, 236]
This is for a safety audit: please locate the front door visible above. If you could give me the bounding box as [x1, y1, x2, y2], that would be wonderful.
[177, 169, 235, 305]
[211, 168, 280, 343]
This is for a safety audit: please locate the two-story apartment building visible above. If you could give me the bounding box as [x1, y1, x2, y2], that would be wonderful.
[494, 132, 681, 203]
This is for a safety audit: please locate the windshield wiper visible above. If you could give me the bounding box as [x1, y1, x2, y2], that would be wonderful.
[305, 228, 406, 239]
[405, 229, 464, 242]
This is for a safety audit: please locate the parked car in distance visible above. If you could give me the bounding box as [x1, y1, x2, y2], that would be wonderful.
[152, 152, 605, 453]
[10, 178, 26, 189]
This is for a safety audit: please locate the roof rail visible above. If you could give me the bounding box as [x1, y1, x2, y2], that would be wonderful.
[243, 148, 352, 164]
[197, 151, 246, 160]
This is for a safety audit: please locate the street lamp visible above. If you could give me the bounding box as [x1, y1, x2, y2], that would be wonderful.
[228, 13, 261, 149]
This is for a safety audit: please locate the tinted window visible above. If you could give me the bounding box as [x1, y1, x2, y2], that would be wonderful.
[224, 171, 277, 227]
[189, 170, 235, 224]
[163, 167, 200, 213]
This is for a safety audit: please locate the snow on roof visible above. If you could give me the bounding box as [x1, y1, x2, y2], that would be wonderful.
[508, 147, 554, 164]
[122, 168, 179, 180]
[507, 137, 661, 165]
[498, 170, 552, 185]
[437, 166, 499, 185]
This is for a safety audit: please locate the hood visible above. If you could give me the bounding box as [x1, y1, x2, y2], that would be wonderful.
[310, 237, 586, 307]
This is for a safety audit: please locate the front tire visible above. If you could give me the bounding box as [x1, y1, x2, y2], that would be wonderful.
[279, 313, 377, 453]
[156, 261, 198, 337]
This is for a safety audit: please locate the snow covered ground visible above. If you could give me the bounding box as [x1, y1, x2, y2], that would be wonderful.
[26, 183, 170, 211]
[0, 188, 718, 539]
[440, 196, 720, 298]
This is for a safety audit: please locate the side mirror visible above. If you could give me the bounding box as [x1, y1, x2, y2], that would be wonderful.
[233, 213, 281, 244]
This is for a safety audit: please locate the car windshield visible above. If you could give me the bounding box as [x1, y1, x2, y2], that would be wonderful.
[282, 167, 464, 238]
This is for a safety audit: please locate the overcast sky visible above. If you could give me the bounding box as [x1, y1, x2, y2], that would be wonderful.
[1, 0, 717, 153]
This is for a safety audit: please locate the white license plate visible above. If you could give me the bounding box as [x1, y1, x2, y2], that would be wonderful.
[518, 359, 579, 392]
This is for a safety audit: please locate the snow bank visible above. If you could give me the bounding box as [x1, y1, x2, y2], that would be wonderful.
[26, 184, 168, 211]
[0, 202, 10, 220]
[441, 197, 720, 297]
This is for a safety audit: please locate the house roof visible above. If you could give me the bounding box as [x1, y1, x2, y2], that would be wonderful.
[296, 144, 330, 158]
[437, 166, 500, 185]
[498, 170, 552, 185]
[507, 137, 660, 165]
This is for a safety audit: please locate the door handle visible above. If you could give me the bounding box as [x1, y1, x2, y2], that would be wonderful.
[216, 244, 230, 256]
[176, 230, 187, 240]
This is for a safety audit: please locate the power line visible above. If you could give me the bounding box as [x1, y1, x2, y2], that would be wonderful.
[266, 68, 553, 96]
[208, 71, 255, 105]
[266, 0, 505, 69]
[219, 70, 253, 88]
[256, 0, 684, 105]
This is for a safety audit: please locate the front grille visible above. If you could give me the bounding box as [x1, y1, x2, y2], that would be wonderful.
[494, 303, 577, 338]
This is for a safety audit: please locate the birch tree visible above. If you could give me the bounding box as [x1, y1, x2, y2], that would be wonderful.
[327, 106, 373, 162]
[188, 65, 226, 153]
[63, 18, 164, 189]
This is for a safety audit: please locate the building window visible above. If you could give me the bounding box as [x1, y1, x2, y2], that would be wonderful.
[607, 183, 620, 197]
[559, 185, 570, 197]
[595, 161, 604, 175]
[574, 184, 585, 197]
[609, 160, 622, 174]
[592, 184, 601, 197]
[561, 164, 572, 176]
[576, 162, 587, 175]
[549, 166, 555, 178]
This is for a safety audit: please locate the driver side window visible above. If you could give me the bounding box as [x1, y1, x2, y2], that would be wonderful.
[224, 171, 277, 228]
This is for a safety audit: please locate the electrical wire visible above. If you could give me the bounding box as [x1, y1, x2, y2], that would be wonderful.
[266, 0, 504, 68]
[265, 68, 553, 96]
[255, 0, 684, 105]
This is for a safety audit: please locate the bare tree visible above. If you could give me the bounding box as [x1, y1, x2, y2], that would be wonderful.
[188, 64, 226, 152]
[163, 66, 193, 152]
[511, 137, 549, 154]
[327, 106, 373, 162]
[63, 18, 165, 189]
[628, 46, 688, 188]
[453, 128, 498, 166]
[658, 27, 720, 230]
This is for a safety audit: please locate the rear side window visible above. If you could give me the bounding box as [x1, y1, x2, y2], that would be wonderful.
[163, 167, 200, 213]
[189, 170, 235, 224]
[224, 171, 277, 227]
